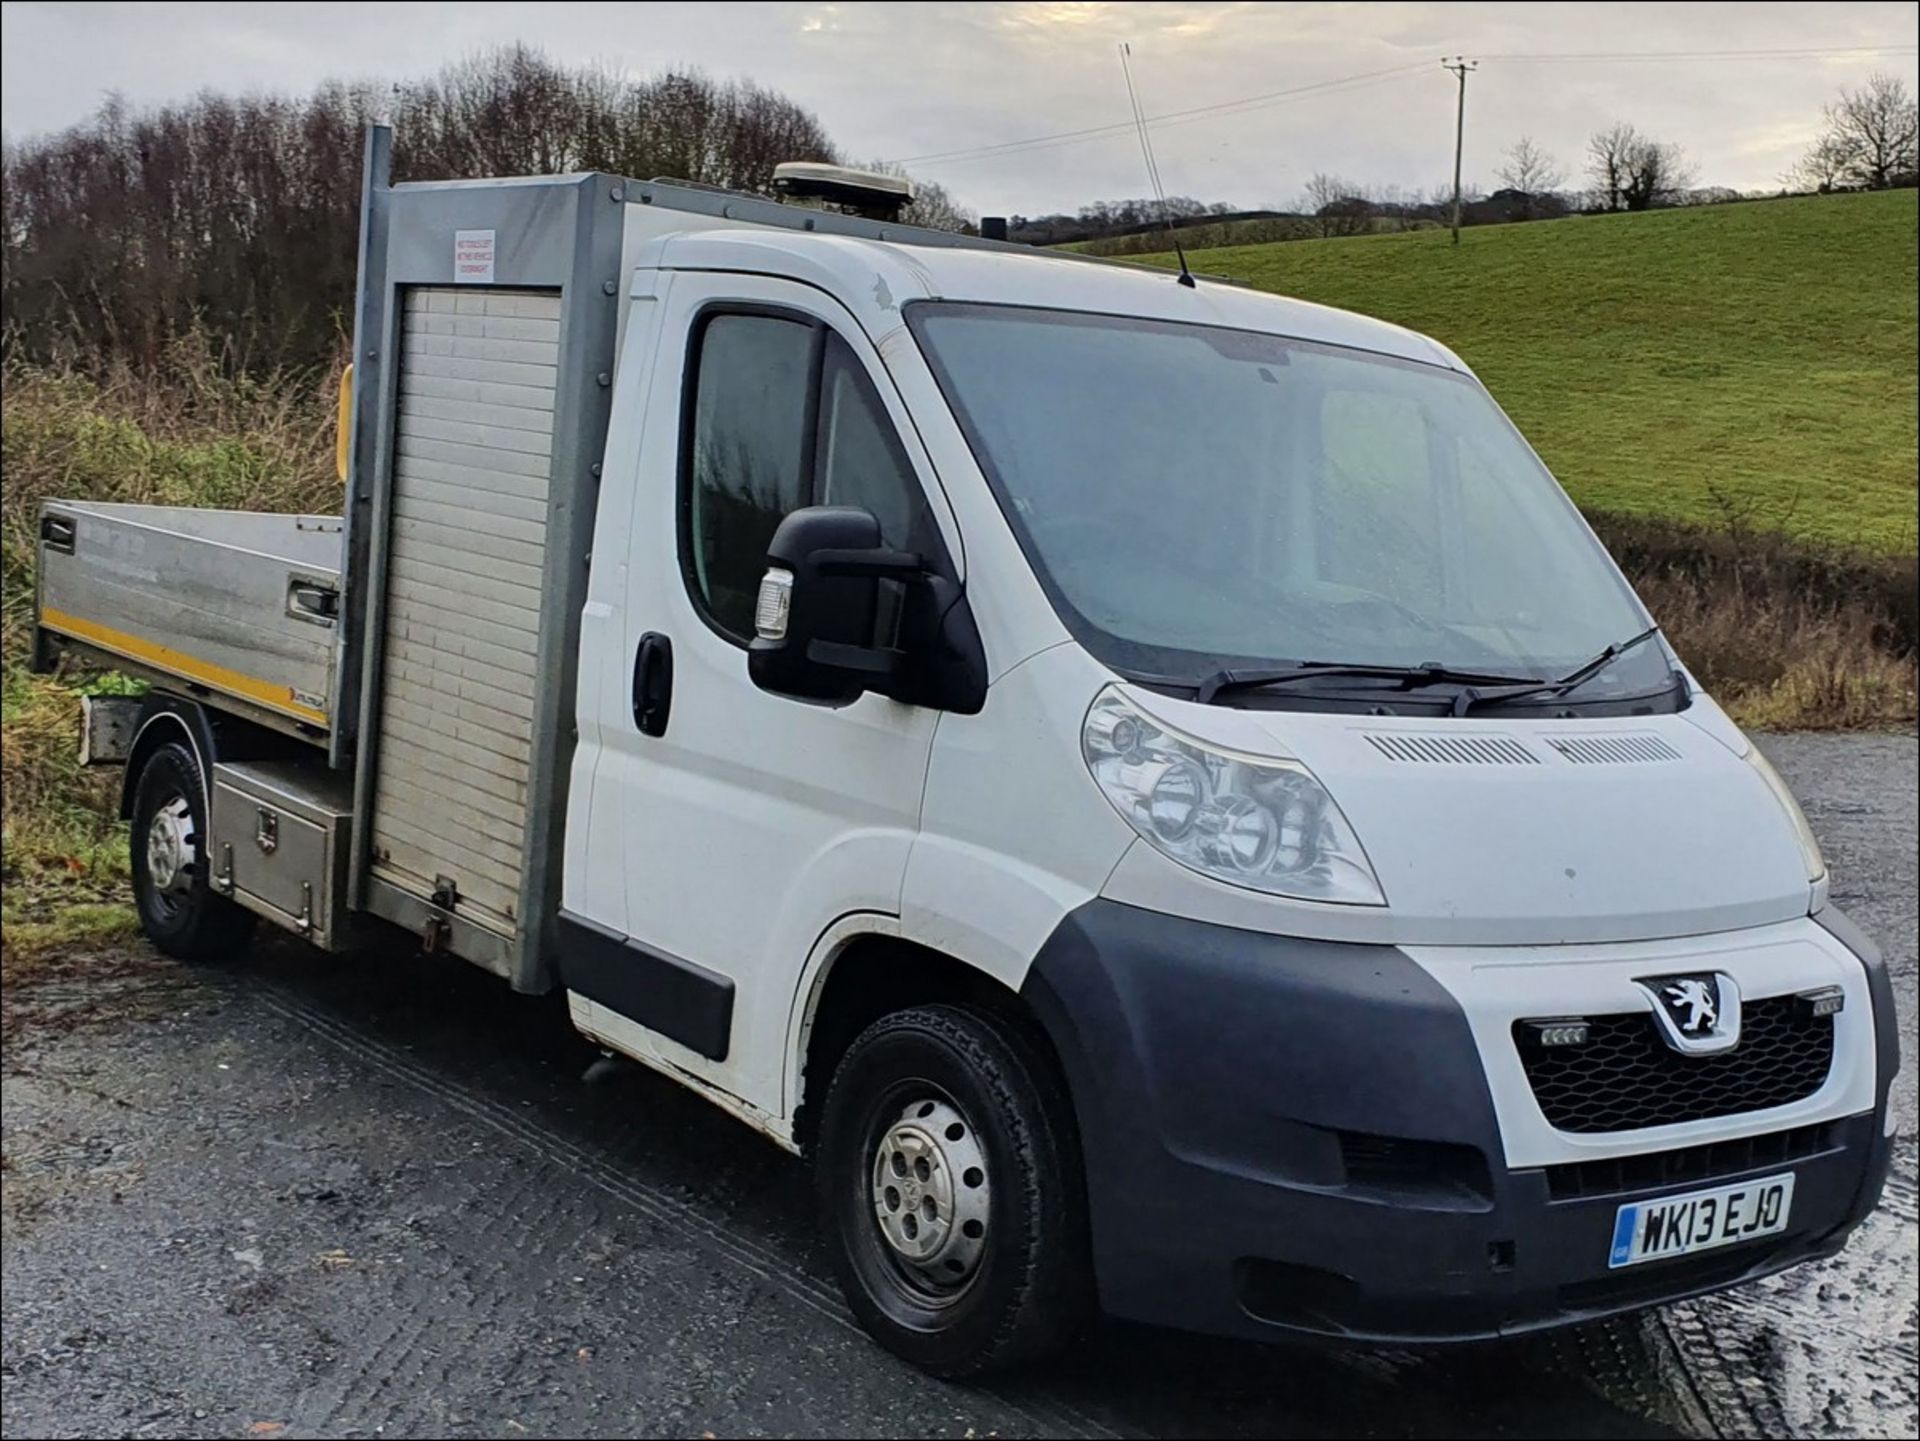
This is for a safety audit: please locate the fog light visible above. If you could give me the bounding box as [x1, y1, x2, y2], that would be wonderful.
[1795, 986, 1844, 1022]
[1524, 1019, 1590, 1048]
[754, 567, 793, 641]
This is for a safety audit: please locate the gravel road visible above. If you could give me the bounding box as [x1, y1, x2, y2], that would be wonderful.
[2, 732, 1913, 1440]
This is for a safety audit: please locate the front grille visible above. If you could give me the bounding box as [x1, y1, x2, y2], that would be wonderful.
[1514, 994, 1834, 1133]
[1538, 1121, 1838, 1201]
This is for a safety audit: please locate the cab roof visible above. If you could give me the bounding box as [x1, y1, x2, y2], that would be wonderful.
[645, 228, 1468, 373]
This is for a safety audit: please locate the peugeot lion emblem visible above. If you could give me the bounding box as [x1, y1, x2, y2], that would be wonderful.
[1636, 972, 1742, 1055]
[1665, 978, 1717, 1032]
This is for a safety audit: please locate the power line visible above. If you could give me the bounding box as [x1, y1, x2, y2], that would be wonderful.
[1481, 44, 1919, 62]
[882, 41, 1917, 170]
[888, 63, 1430, 167]
[884, 60, 1434, 166]
[1020, 67, 1427, 159]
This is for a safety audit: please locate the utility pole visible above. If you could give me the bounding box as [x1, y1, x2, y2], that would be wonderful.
[1442, 57, 1477, 246]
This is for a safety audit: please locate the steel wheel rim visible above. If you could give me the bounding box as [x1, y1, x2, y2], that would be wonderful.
[867, 1092, 991, 1301]
[144, 792, 196, 919]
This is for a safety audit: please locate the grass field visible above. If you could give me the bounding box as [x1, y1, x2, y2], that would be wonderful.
[1059, 214, 1439, 257]
[1126, 191, 1919, 553]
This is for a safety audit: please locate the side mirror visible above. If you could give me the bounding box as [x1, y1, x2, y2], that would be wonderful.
[748, 506, 986, 714]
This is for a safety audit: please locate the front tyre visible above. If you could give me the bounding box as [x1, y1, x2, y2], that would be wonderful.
[816, 1003, 1089, 1377]
[129, 740, 255, 962]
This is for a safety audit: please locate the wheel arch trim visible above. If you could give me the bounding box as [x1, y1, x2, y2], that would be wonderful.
[119, 699, 215, 817]
[784, 914, 1036, 1136]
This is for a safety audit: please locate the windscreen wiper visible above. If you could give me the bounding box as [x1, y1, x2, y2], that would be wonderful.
[1452, 624, 1665, 716]
[1195, 660, 1543, 706]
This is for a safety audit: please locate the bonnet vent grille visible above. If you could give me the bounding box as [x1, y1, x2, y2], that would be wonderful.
[1545, 733, 1683, 765]
[1364, 733, 1540, 765]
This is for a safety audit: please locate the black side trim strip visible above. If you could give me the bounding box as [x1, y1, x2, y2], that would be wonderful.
[556, 910, 735, 1062]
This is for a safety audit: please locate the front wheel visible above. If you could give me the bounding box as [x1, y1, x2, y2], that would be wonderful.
[129, 740, 255, 962]
[815, 1003, 1090, 1377]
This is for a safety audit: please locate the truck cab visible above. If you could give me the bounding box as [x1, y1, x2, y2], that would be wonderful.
[34, 131, 1898, 1377]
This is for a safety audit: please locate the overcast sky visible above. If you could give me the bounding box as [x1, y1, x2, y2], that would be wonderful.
[3, 1, 1915, 215]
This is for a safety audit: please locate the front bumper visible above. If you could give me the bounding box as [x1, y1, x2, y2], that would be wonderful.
[1020, 901, 1896, 1344]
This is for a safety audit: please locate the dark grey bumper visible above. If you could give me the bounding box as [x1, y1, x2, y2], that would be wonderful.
[1021, 900, 1895, 1344]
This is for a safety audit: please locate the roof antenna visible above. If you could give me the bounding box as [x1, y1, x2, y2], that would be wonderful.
[1119, 42, 1196, 288]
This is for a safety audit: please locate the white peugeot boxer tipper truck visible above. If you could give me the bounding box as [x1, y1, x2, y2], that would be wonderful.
[34, 126, 1898, 1376]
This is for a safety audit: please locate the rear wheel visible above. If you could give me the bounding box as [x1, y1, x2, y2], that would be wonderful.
[816, 1003, 1089, 1377]
[129, 740, 254, 961]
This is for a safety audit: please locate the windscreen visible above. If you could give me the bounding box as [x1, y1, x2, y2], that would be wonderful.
[909, 302, 1667, 698]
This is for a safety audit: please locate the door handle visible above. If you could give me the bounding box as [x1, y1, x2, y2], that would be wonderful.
[286, 579, 339, 626]
[632, 632, 673, 737]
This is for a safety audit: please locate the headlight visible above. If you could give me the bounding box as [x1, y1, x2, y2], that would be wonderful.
[1082, 688, 1385, 905]
[1743, 743, 1826, 884]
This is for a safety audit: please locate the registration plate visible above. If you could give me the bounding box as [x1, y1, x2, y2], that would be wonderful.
[1608, 1172, 1795, 1269]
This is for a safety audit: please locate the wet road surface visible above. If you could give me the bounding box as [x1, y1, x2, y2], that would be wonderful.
[2, 732, 1913, 1439]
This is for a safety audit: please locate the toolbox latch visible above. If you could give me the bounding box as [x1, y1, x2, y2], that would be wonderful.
[422, 875, 460, 952]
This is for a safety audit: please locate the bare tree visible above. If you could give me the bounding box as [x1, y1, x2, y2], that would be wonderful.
[1622, 136, 1693, 210]
[1301, 173, 1373, 238]
[1497, 136, 1565, 220]
[1790, 132, 1853, 193]
[0, 47, 861, 369]
[1587, 123, 1636, 211]
[1802, 72, 1919, 191]
[899, 175, 974, 233]
[1497, 136, 1564, 196]
[1587, 123, 1693, 211]
[1369, 182, 1432, 232]
[859, 159, 975, 233]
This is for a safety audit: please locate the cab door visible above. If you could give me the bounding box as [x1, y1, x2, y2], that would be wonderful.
[567, 271, 957, 1117]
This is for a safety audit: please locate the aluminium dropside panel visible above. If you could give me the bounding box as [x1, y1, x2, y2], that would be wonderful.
[36, 501, 343, 739]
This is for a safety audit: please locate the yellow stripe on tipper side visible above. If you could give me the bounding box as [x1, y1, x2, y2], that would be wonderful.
[40, 607, 329, 727]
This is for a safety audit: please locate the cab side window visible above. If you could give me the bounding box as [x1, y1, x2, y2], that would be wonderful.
[684, 314, 814, 640]
[818, 334, 932, 554]
[683, 313, 934, 643]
